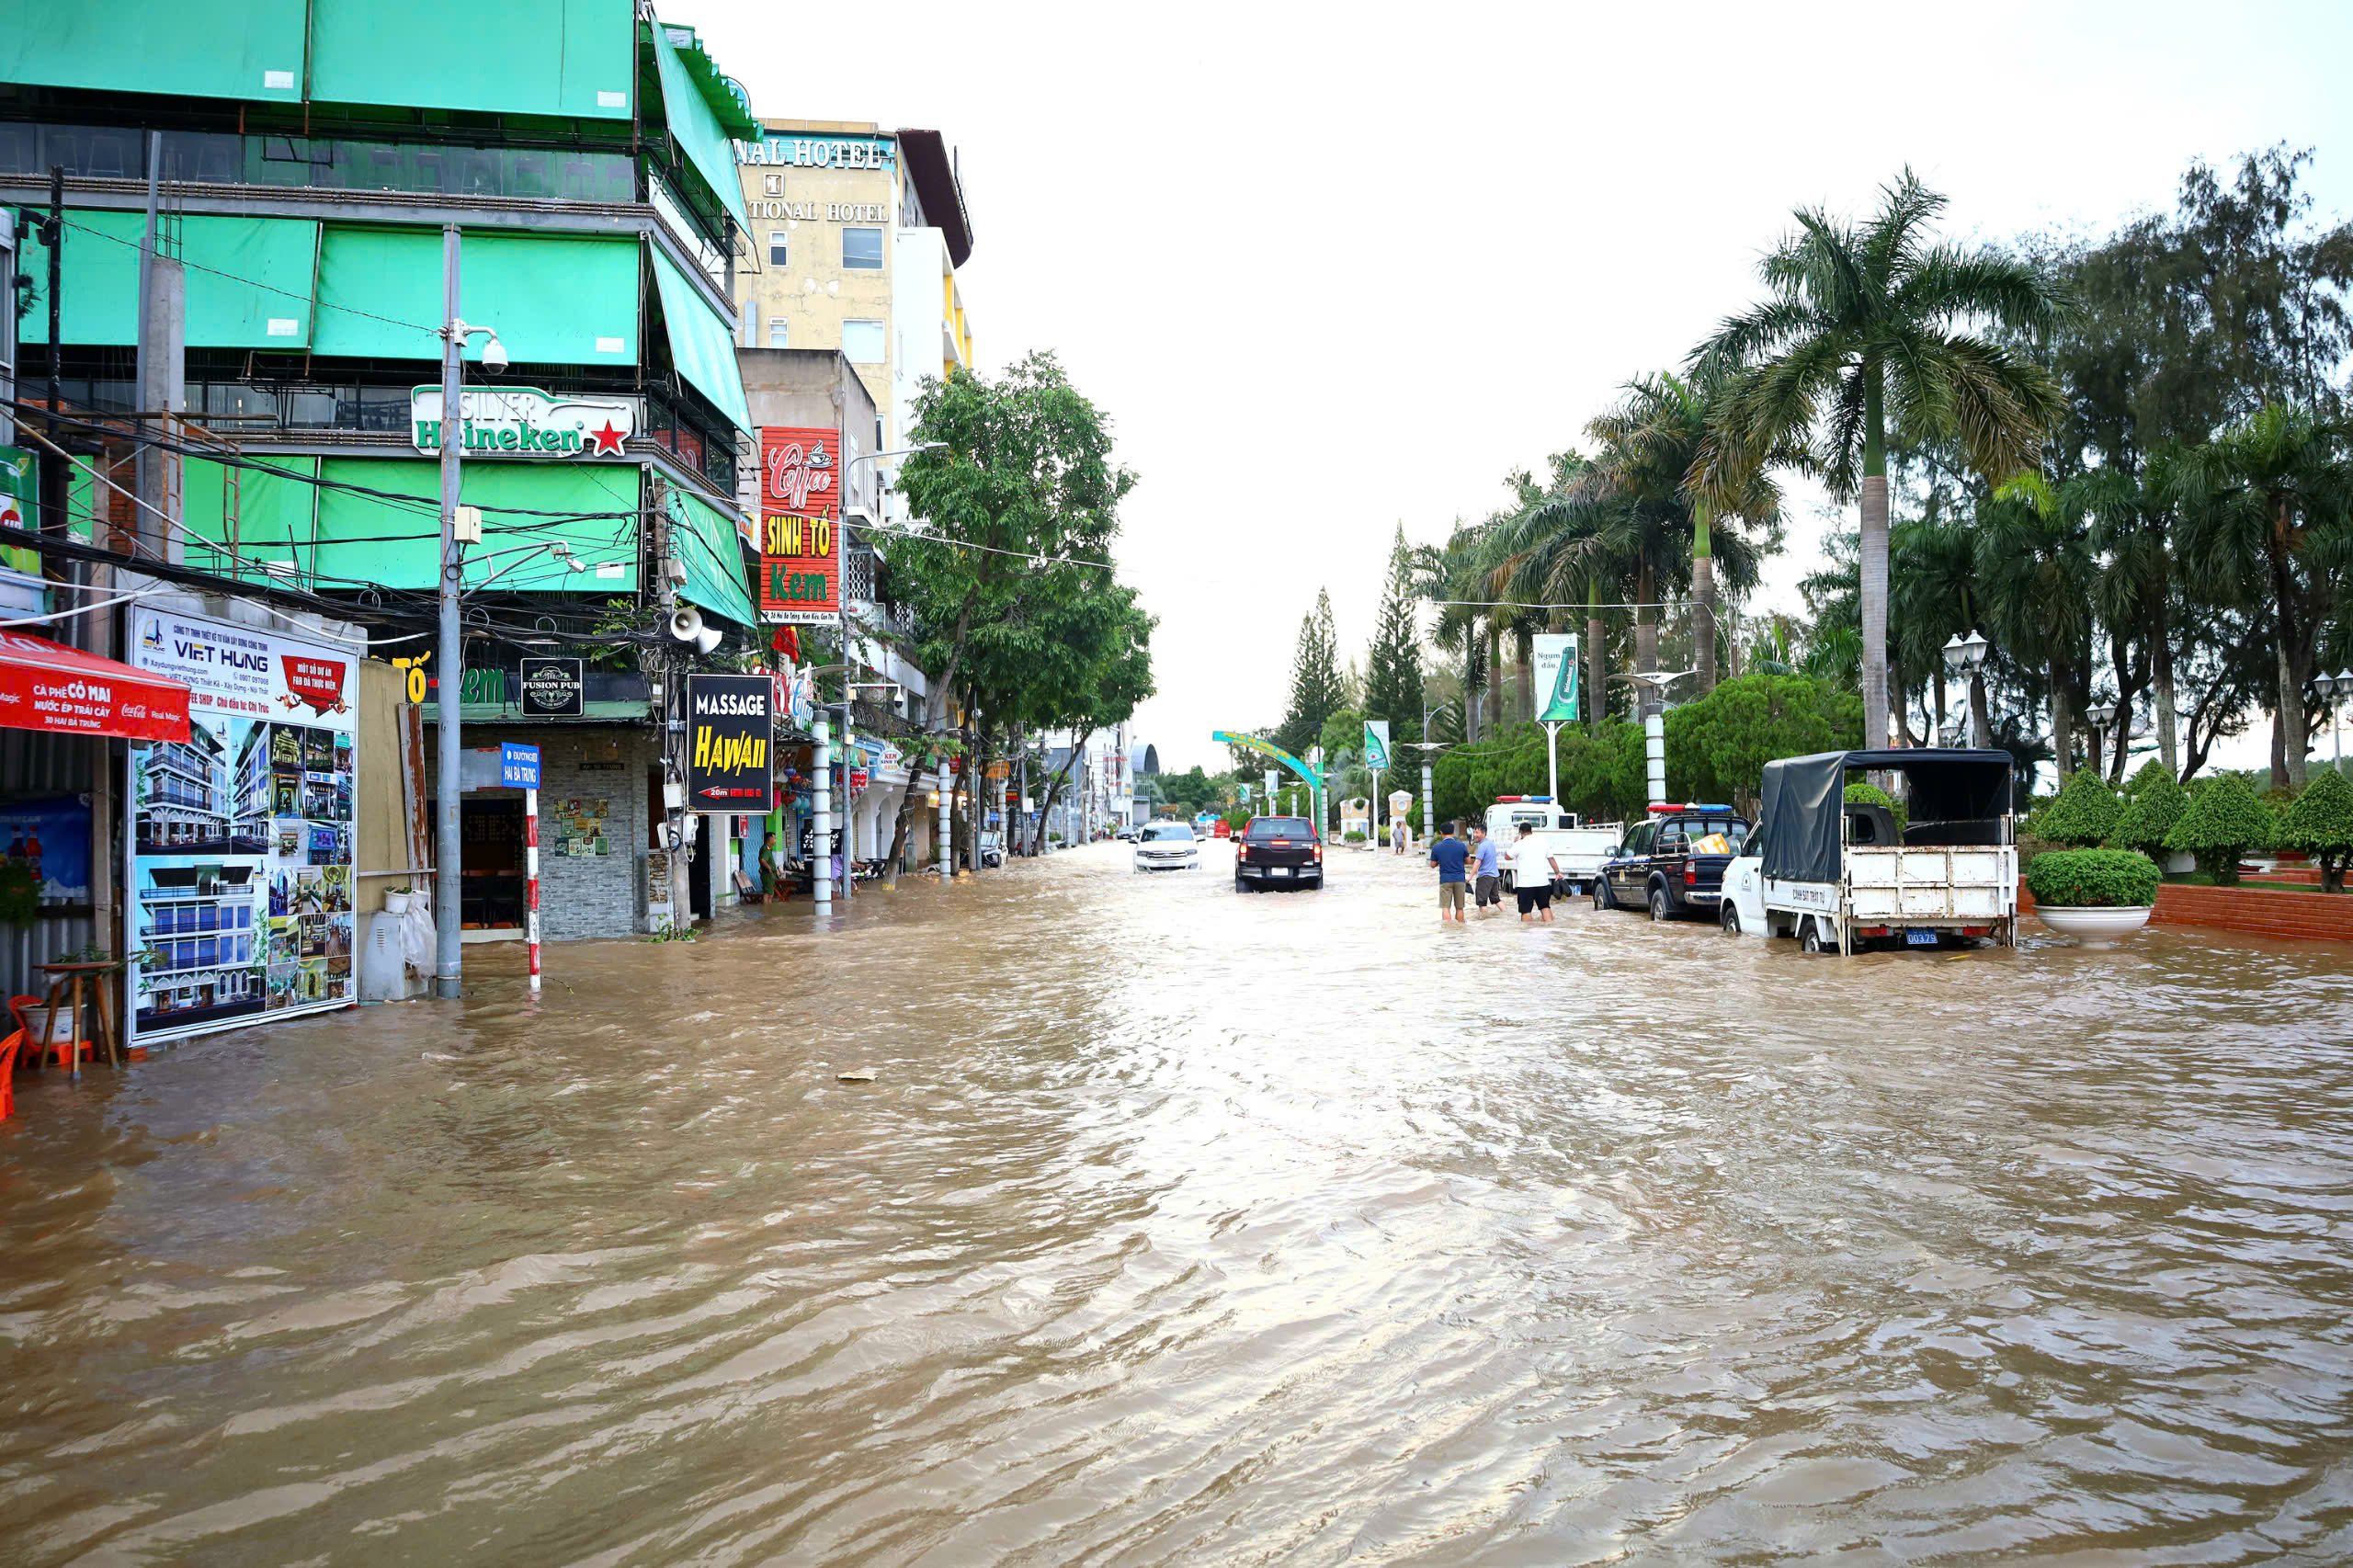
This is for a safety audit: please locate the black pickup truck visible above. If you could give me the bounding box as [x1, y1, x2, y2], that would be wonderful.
[1593, 805, 1750, 922]
[1233, 815, 1324, 892]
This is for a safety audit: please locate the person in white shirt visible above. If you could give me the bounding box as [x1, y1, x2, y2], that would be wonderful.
[1509, 824, 1559, 923]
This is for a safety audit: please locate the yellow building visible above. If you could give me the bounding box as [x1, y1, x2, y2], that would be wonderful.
[733, 120, 975, 502]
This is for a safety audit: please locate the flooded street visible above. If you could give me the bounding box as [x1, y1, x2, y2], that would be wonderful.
[6, 840, 2353, 1565]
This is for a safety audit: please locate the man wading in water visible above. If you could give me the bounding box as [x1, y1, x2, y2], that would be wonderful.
[1428, 820, 1470, 926]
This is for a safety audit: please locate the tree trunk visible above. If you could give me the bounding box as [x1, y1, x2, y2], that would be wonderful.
[1486, 623, 1501, 738]
[1586, 610, 1606, 730]
[1969, 670, 1991, 751]
[1632, 562, 1658, 718]
[1932, 667, 1947, 746]
[2051, 667, 2074, 780]
[2270, 498, 2311, 789]
[1859, 474, 1892, 751]
[1516, 634, 1534, 726]
[1691, 502, 1717, 694]
[2271, 705, 2290, 792]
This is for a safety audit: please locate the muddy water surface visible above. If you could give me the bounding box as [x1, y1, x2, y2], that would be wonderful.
[4, 842, 2352, 1565]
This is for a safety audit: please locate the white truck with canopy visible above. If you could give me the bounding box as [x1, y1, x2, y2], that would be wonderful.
[1721, 749, 2019, 953]
[1483, 797, 1624, 895]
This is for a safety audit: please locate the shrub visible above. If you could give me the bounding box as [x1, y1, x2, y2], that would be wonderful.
[2112, 766, 2188, 856]
[2035, 767, 2122, 846]
[2165, 771, 2273, 884]
[2027, 848, 2160, 908]
[1343, 829, 1367, 844]
[2279, 768, 2353, 894]
[1843, 779, 1908, 831]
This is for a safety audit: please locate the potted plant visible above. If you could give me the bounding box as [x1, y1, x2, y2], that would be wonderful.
[2279, 768, 2353, 894]
[2164, 772, 2274, 885]
[2027, 848, 2161, 944]
[2113, 761, 2192, 872]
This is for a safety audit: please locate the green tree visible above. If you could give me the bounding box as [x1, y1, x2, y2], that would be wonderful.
[1694, 169, 2067, 753]
[2035, 765, 2123, 846]
[1363, 527, 1425, 797]
[2279, 768, 2353, 893]
[1662, 673, 1864, 813]
[2165, 771, 2275, 883]
[1274, 588, 1347, 760]
[2113, 761, 2189, 856]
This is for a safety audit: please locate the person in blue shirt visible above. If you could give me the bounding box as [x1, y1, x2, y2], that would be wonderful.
[1467, 824, 1503, 916]
[1428, 820, 1471, 925]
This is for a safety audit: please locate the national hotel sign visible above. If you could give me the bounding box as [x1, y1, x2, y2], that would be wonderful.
[733, 132, 895, 223]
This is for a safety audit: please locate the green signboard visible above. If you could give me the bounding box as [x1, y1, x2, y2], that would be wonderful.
[1534, 632, 1580, 722]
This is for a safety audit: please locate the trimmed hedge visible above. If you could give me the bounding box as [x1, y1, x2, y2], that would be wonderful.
[2035, 767, 2122, 846]
[2027, 848, 2161, 909]
[2165, 771, 2273, 884]
[2112, 765, 2188, 855]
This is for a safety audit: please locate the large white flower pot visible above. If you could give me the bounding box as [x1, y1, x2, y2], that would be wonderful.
[2035, 904, 2154, 946]
[2163, 851, 2195, 874]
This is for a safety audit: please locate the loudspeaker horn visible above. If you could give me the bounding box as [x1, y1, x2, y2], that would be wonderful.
[668, 604, 705, 642]
[693, 624, 724, 654]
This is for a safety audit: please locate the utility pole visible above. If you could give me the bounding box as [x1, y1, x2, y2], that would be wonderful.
[433, 224, 465, 998]
[37, 167, 62, 562]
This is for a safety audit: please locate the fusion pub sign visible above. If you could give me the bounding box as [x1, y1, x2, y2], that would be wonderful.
[684, 673, 774, 813]
[758, 426, 840, 626]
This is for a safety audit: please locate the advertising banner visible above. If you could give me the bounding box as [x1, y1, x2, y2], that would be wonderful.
[0, 794, 92, 907]
[1363, 720, 1392, 770]
[1533, 632, 1581, 722]
[518, 656, 585, 717]
[684, 673, 774, 813]
[126, 609, 358, 1045]
[757, 426, 842, 626]
[409, 386, 635, 459]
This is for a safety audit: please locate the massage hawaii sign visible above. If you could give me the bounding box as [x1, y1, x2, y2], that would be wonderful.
[410, 387, 636, 459]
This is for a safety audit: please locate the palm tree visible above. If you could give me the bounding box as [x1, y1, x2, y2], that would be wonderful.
[1889, 501, 1989, 745]
[2065, 447, 2186, 778]
[2176, 405, 2352, 789]
[1586, 371, 1780, 693]
[1978, 475, 2097, 776]
[1693, 169, 2067, 750]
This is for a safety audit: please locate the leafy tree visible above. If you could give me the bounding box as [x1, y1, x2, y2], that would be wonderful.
[2165, 770, 2275, 883]
[2035, 765, 2123, 846]
[1317, 707, 1365, 764]
[2113, 761, 2189, 856]
[1363, 527, 1425, 797]
[1274, 588, 1347, 760]
[1663, 673, 1865, 813]
[1694, 168, 2068, 753]
[2279, 767, 2353, 893]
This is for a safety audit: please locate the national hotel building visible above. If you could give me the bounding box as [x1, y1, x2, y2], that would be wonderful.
[733, 121, 975, 515]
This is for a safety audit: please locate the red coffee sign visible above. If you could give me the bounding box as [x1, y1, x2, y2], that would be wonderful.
[758, 426, 842, 628]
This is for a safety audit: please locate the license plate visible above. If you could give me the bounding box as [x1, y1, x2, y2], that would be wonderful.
[1905, 927, 1938, 946]
[1272, 867, 1290, 877]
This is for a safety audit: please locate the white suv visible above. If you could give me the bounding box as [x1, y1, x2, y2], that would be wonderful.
[1131, 821, 1201, 872]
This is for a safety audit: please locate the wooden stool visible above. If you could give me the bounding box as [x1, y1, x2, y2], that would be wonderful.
[34, 962, 120, 1078]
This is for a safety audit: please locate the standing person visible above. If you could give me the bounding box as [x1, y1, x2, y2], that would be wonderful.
[1468, 824, 1503, 917]
[1428, 819, 1470, 926]
[1391, 813, 1408, 855]
[1509, 823, 1560, 924]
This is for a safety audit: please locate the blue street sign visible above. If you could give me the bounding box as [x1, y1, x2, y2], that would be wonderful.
[500, 742, 541, 790]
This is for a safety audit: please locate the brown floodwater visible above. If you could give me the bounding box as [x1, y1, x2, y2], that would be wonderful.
[4, 841, 2352, 1565]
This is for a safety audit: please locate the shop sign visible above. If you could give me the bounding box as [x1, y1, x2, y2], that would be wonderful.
[518, 656, 585, 718]
[501, 743, 541, 790]
[757, 426, 841, 626]
[684, 673, 774, 813]
[126, 609, 358, 1047]
[410, 386, 636, 460]
[848, 767, 870, 790]
[736, 135, 894, 169]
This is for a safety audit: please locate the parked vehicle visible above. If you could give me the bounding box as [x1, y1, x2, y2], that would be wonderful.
[1721, 749, 2018, 952]
[1234, 815, 1323, 892]
[1593, 804, 1749, 921]
[1211, 819, 1233, 839]
[1483, 797, 1625, 895]
[1115, 824, 1140, 843]
[979, 830, 1006, 869]
[1132, 821, 1201, 872]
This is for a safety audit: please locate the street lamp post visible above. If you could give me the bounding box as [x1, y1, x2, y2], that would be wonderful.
[431, 222, 506, 1000]
[2313, 670, 2353, 774]
[1940, 629, 1991, 749]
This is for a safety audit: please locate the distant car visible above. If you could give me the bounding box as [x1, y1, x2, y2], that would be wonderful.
[1132, 821, 1201, 872]
[1234, 815, 1323, 892]
[1115, 824, 1140, 842]
[1211, 820, 1233, 839]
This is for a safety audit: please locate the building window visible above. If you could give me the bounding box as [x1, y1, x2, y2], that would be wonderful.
[767, 317, 789, 349]
[842, 319, 885, 363]
[767, 231, 788, 267]
[842, 226, 883, 270]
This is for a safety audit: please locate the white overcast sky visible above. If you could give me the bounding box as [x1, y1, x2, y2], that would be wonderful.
[693, 1, 2353, 775]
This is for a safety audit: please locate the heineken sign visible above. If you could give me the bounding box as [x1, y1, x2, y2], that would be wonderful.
[411, 387, 636, 459]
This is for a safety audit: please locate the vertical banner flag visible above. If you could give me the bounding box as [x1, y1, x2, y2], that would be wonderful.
[758, 426, 841, 625]
[684, 673, 775, 813]
[1532, 632, 1581, 722]
[1363, 719, 1392, 771]
[126, 609, 358, 1045]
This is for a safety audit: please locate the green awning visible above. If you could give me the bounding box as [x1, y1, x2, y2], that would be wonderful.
[654, 21, 761, 140]
[310, 458, 642, 591]
[23, 211, 321, 347]
[667, 489, 757, 627]
[0, 0, 307, 104]
[181, 456, 320, 581]
[313, 227, 640, 364]
[649, 245, 752, 433]
[648, 18, 750, 233]
[308, 0, 635, 120]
